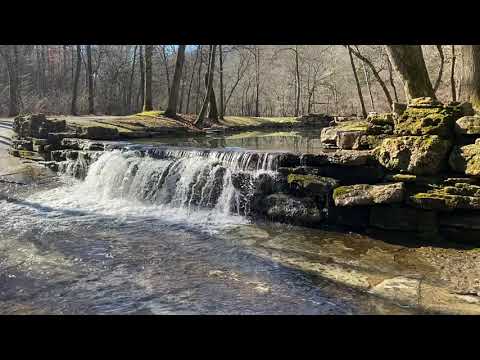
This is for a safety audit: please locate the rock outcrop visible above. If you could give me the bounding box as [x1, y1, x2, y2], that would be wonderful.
[375, 135, 451, 175]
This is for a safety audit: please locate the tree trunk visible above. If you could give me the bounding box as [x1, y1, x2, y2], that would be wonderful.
[347, 45, 367, 118]
[205, 68, 218, 119]
[137, 46, 145, 112]
[362, 61, 375, 111]
[219, 45, 225, 119]
[433, 45, 445, 93]
[71, 45, 82, 115]
[186, 45, 200, 114]
[195, 45, 217, 126]
[386, 54, 399, 102]
[127, 45, 138, 113]
[461, 45, 480, 111]
[143, 45, 153, 111]
[0, 46, 20, 117]
[294, 45, 301, 117]
[195, 46, 204, 114]
[86, 45, 94, 114]
[161, 46, 171, 97]
[385, 45, 434, 101]
[164, 45, 186, 117]
[451, 45, 457, 102]
[254, 47, 260, 117]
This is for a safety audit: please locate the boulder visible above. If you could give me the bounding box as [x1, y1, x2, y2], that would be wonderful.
[366, 123, 393, 136]
[287, 174, 339, 199]
[394, 106, 458, 138]
[410, 183, 480, 211]
[370, 206, 437, 232]
[255, 193, 323, 226]
[13, 114, 66, 139]
[374, 135, 451, 176]
[336, 131, 365, 150]
[449, 143, 480, 176]
[367, 112, 394, 126]
[320, 127, 339, 145]
[455, 116, 480, 135]
[333, 182, 405, 207]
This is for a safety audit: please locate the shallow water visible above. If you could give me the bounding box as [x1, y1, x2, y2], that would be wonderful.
[0, 137, 422, 315]
[132, 129, 331, 154]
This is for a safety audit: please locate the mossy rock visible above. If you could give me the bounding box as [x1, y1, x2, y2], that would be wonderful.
[367, 113, 394, 126]
[375, 135, 452, 176]
[287, 174, 339, 200]
[333, 182, 405, 207]
[455, 116, 480, 135]
[410, 183, 480, 211]
[449, 143, 480, 176]
[394, 106, 460, 138]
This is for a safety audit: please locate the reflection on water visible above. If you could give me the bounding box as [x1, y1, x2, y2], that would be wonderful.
[132, 130, 330, 154]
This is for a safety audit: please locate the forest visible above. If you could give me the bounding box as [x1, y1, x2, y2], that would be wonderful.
[1, 45, 478, 120]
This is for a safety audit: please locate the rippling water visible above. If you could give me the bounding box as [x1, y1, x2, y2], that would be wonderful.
[0, 142, 418, 314]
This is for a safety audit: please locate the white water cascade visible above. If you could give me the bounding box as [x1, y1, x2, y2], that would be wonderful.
[52, 148, 282, 223]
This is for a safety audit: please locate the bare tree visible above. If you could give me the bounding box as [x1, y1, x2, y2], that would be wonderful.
[143, 45, 153, 111]
[71, 45, 82, 115]
[433, 45, 444, 93]
[219, 45, 225, 120]
[86, 45, 94, 114]
[164, 45, 186, 117]
[347, 45, 367, 118]
[450, 45, 457, 102]
[185, 45, 200, 114]
[195, 45, 217, 126]
[0, 45, 20, 116]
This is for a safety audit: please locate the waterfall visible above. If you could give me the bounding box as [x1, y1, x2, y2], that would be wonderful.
[57, 147, 281, 218]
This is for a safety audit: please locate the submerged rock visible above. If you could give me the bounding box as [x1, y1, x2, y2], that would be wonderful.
[255, 193, 323, 226]
[333, 183, 405, 207]
[449, 143, 480, 176]
[375, 135, 451, 176]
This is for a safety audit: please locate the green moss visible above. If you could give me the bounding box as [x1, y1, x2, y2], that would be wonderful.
[333, 186, 351, 198]
[135, 110, 165, 118]
[288, 174, 318, 186]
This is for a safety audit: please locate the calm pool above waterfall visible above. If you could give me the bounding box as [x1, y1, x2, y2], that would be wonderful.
[0, 131, 426, 315]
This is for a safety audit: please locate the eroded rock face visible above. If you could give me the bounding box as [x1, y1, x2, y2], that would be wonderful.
[455, 116, 480, 135]
[278, 165, 384, 185]
[410, 183, 480, 211]
[297, 113, 333, 127]
[449, 144, 480, 176]
[333, 182, 405, 207]
[300, 150, 375, 167]
[61, 138, 105, 151]
[13, 114, 66, 139]
[336, 131, 365, 150]
[375, 135, 451, 176]
[255, 193, 322, 225]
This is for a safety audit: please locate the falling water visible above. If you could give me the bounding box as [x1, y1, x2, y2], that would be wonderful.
[55, 147, 281, 220]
